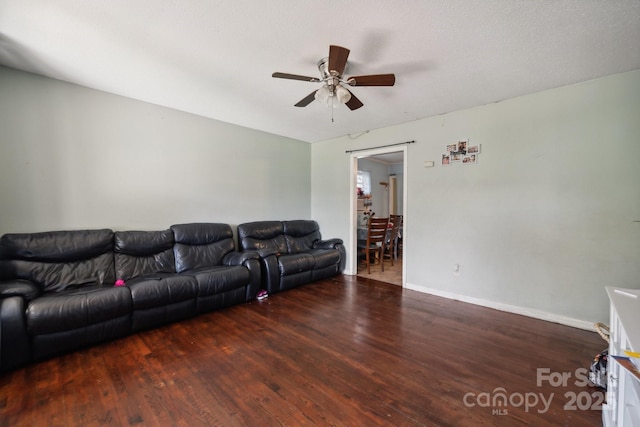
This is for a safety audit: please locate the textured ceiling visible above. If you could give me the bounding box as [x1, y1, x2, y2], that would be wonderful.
[1, 1, 639, 143]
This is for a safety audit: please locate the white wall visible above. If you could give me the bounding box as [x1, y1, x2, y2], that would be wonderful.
[0, 66, 311, 234]
[312, 70, 640, 326]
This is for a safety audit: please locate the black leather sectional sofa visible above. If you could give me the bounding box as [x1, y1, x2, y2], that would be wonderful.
[0, 220, 344, 373]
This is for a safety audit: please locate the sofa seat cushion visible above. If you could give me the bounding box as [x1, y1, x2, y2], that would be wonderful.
[307, 248, 341, 270]
[26, 285, 132, 335]
[181, 266, 250, 296]
[128, 274, 198, 310]
[278, 253, 314, 275]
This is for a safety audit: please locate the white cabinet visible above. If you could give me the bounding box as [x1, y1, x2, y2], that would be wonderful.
[603, 287, 640, 427]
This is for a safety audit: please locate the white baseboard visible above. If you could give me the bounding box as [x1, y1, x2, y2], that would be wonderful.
[404, 282, 595, 331]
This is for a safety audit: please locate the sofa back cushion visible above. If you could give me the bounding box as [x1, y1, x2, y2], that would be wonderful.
[237, 221, 287, 257]
[170, 223, 235, 273]
[283, 220, 321, 253]
[0, 229, 115, 292]
[114, 230, 176, 280]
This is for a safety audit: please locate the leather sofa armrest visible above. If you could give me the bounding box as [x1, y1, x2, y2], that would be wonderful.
[260, 254, 281, 294]
[222, 252, 262, 300]
[312, 241, 347, 272]
[1, 296, 31, 372]
[223, 251, 260, 267]
[255, 248, 279, 258]
[0, 280, 41, 303]
[313, 238, 343, 249]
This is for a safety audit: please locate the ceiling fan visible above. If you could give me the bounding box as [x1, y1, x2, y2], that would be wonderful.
[272, 45, 396, 111]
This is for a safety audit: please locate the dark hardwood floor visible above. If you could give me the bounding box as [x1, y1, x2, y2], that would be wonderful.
[0, 275, 606, 426]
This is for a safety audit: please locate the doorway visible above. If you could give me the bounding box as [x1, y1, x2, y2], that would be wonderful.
[348, 147, 407, 286]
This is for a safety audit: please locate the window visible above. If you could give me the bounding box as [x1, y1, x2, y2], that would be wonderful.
[357, 170, 371, 195]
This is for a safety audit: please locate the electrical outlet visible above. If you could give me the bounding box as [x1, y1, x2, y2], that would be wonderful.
[453, 264, 460, 276]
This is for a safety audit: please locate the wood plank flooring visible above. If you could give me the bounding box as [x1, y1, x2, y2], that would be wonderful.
[357, 253, 402, 286]
[0, 275, 606, 426]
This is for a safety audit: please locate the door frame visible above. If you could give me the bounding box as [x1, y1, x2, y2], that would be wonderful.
[347, 146, 407, 285]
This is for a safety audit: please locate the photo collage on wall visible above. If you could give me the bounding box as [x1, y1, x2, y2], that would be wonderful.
[441, 139, 480, 166]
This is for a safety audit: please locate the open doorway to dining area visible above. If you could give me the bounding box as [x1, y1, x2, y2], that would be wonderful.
[350, 148, 406, 286]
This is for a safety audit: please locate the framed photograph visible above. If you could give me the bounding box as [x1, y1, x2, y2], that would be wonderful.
[457, 139, 468, 154]
[446, 144, 457, 154]
[467, 144, 480, 154]
[462, 154, 477, 164]
[450, 151, 463, 162]
[441, 154, 451, 166]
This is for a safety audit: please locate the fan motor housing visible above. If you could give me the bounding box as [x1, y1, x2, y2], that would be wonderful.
[318, 57, 347, 80]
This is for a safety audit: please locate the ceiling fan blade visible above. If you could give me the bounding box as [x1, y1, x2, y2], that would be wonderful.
[347, 74, 396, 86]
[328, 45, 350, 76]
[273, 72, 321, 83]
[294, 91, 317, 107]
[345, 90, 363, 110]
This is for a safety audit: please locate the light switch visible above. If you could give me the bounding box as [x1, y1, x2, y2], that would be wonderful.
[424, 161, 435, 168]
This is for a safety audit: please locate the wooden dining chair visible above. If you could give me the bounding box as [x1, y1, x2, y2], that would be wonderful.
[358, 216, 389, 274]
[384, 216, 402, 266]
[388, 214, 404, 260]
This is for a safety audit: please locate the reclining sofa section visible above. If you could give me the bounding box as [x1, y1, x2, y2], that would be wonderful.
[237, 220, 346, 294]
[0, 223, 260, 372]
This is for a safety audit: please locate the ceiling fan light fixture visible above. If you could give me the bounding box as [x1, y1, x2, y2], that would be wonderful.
[314, 85, 331, 103]
[335, 84, 352, 104]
